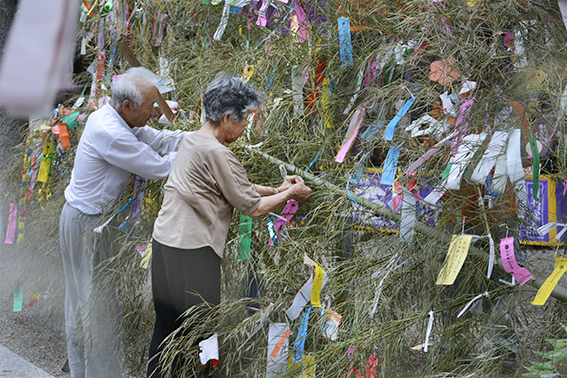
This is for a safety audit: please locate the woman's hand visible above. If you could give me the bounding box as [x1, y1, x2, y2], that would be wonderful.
[277, 175, 304, 193]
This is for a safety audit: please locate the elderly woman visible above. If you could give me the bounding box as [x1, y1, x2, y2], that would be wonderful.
[147, 73, 312, 377]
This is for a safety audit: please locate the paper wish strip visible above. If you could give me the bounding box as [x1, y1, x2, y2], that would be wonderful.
[436, 235, 473, 285]
[266, 323, 291, 378]
[500, 236, 532, 285]
[532, 258, 567, 306]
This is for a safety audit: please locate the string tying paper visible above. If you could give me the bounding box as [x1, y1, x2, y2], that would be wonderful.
[292, 305, 312, 363]
[335, 107, 365, 163]
[500, 236, 532, 285]
[457, 291, 489, 318]
[424, 311, 434, 352]
[4, 203, 17, 244]
[383, 96, 416, 141]
[532, 258, 567, 306]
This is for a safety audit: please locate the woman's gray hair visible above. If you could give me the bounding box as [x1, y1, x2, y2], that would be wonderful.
[112, 67, 159, 108]
[203, 72, 262, 125]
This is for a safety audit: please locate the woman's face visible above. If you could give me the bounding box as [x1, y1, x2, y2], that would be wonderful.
[220, 113, 248, 144]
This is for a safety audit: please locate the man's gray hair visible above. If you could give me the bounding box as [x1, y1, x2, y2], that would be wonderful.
[112, 67, 159, 108]
[203, 72, 262, 125]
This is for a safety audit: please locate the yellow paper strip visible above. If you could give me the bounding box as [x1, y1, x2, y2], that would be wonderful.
[436, 235, 473, 285]
[287, 354, 315, 378]
[304, 254, 325, 307]
[532, 258, 567, 306]
[37, 141, 52, 183]
[140, 240, 153, 270]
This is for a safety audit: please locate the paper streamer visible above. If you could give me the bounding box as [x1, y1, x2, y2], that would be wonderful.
[139, 240, 153, 269]
[335, 108, 365, 163]
[37, 141, 53, 183]
[537, 222, 567, 244]
[532, 258, 567, 306]
[267, 219, 278, 246]
[13, 282, 23, 312]
[500, 236, 532, 285]
[381, 143, 401, 186]
[400, 187, 416, 243]
[507, 129, 527, 217]
[486, 234, 495, 279]
[293, 306, 312, 363]
[436, 235, 474, 285]
[323, 308, 342, 341]
[492, 153, 508, 194]
[446, 133, 487, 190]
[93, 198, 133, 233]
[213, 1, 231, 41]
[304, 254, 324, 307]
[238, 214, 252, 259]
[266, 323, 291, 378]
[292, 65, 304, 116]
[287, 354, 315, 378]
[269, 200, 298, 246]
[450, 99, 475, 154]
[337, 17, 353, 66]
[528, 134, 540, 200]
[457, 291, 489, 318]
[198, 333, 219, 367]
[256, 0, 269, 27]
[405, 132, 456, 175]
[360, 118, 383, 142]
[383, 96, 416, 141]
[424, 311, 434, 352]
[293, 0, 308, 43]
[470, 131, 508, 184]
[4, 203, 17, 244]
[285, 270, 329, 320]
[343, 66, 365, 115]
[440, 91, 455, 116]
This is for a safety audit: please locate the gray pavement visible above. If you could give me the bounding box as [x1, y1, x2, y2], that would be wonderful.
[0, 343, 55, 378]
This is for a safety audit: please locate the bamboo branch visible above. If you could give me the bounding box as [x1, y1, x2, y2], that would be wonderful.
[246, 146, 567, 303]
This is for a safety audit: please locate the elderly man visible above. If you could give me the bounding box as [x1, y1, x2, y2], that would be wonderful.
[59, 67, 186, 378]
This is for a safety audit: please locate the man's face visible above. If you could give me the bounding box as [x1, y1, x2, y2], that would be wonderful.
[122, 86, 158, 128]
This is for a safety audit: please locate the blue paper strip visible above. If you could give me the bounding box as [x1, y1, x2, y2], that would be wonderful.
[383, 97, 416, 141]
[361, 120, 383, 141]
[13, 282, 22, 312]
[293, 305, 312, 363]
[381, 144, 401, 186]
[337, 17, 353, 66]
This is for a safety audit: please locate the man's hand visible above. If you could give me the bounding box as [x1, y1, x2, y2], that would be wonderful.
[277, 175, 304, 193]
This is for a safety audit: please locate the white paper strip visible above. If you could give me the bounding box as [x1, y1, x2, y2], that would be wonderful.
[471, 131, 508, 184]
[285, 273, 328, 320]
[292, 65, 304, 116]
[198, 333, 219, 366]
[491, 153, 508, 194]
[266, 323, 290, 378]
[343, 66, 366, 115]
[424, 311, 434, 353]
[440, 91, 455, 116]
[446, 133, 487, 190]
[506, 129, 524, 184]
[400, 187, 416, 243]
[457, 292, 489, 318]
[213, 1, 231, 41]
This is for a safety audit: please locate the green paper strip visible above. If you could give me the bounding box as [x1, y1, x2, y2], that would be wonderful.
[529, 135, 540, 201]
[440, 162, 453, 180]
[62, 111, 80, 130]
[238, 214, 252, 260]
[13, 282, 22, 312]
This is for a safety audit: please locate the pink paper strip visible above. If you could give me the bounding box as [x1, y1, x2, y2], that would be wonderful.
[294, 1, 309, 43]
[269, 200, 299, 246]
[335, 109, 365, 163]
[500, 236, 532, 285]
[450, 99, 474, 155]
[256, 0, 269, 27]
[404, 132, 456, 175]
[4, 203, 17, 244]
